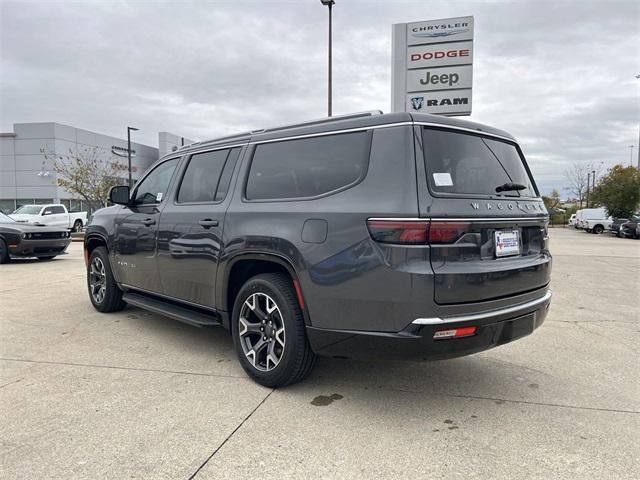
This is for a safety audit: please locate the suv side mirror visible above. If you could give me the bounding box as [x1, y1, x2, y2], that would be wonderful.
[109, 185, 130, 205]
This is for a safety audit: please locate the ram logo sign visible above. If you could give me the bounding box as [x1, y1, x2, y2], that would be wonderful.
[406, 90, 472, 116]
[392, 16, 474, 116]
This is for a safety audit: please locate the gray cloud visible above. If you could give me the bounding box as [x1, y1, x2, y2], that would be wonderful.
[1, 0, 638, 194]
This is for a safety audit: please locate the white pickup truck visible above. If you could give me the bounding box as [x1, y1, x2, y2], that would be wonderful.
[10, 204, 88, 231]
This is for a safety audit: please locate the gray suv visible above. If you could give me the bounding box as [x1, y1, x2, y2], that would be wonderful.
[85, 111, 552, 387]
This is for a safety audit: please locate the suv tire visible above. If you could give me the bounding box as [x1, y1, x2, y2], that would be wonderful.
[88, 246, 126, 313]
[231, 273, 316, 388]
[593, 224, 604, 234]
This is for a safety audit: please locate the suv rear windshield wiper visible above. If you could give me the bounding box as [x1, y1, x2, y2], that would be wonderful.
[495, 182, 527, 193]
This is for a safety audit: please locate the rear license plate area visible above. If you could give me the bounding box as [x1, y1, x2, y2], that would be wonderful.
[494, 230, 520, 257]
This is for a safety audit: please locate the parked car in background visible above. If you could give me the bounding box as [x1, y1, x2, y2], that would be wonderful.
[568, 214, 576, 227]
[619, 217, 640, 239]
[0, 212, 72, 263]
[10, 204, 87, 232]
[609, 217, 630, 236]
[84, 111, 552, 387]
[575, 208, 609, 233]
[584, 216, 612, 234]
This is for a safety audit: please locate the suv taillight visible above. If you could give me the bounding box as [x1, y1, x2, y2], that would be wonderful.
[428, 222, 470, 244]
[366, 219, 470, 245]
[366, 219, 429, 244]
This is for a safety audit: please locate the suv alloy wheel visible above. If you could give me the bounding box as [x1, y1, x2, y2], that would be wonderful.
[231, 273, 316, 387]
[87, 246, 126, 312]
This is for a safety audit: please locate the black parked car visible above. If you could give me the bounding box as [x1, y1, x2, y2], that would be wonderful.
[84, 111, 552, 387]
[0, 212, 72, 263]
[610, 217, 630, 236]
[619, 217, 640, 238]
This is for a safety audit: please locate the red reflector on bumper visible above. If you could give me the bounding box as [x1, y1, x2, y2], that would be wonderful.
[433, 326, 477, 340]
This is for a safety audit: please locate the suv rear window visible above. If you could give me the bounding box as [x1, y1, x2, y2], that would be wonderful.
[245, 131, 370, 200]
[422, 128, 536, 197]
[177, 148, 241, 203]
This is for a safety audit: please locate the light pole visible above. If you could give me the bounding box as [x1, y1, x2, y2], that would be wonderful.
[629, 145, 635, 167]
[636, 74, 640, 168]
[320, 0, 335, 117]
[586, 172, 590, 208]
[127, 126, 138, 188]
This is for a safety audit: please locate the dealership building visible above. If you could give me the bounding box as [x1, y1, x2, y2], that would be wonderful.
[0, 122, 193, 214]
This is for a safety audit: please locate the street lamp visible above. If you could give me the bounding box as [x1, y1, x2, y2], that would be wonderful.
[320, 0, 335, 117]
[127, 127, 139, 188]
[586, 172, 591, 208]
[629, 145, 635, 167]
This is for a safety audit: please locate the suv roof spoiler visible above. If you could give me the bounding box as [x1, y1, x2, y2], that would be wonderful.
[177, 110, 384, 152]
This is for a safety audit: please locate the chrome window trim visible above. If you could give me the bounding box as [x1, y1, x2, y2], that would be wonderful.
[367, 216, 548, 222]
[413, 290, 552, 325]
[174, 142, 248, 157]
[249, 122, 413, 145]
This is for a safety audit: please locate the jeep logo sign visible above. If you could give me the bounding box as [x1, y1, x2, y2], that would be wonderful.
[407, 65, 473, 92]
[392, 16, 474, 116]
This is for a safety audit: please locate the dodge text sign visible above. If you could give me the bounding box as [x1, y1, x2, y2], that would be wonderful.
[392, 16, 474, 116]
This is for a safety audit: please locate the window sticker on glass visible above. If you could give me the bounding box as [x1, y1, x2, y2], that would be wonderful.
[156, 192, 163, 202]
[433, 172, 453, 187]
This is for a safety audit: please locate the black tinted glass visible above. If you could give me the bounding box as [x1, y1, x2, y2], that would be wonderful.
[246, 131, 370, 200]
[51, 206, 65, 214]
[422, 128, 536, 197]
[133, 158, 179, 205]
[178, 149, 230, 203]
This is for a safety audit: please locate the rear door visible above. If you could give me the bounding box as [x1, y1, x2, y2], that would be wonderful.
[157, 146, 243, 308]
[415, 125, 551, 304]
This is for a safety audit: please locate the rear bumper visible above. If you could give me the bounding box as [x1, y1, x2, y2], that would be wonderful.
[307, 290, 551, 361]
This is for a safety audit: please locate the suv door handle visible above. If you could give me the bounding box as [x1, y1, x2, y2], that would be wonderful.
[141, 218, 156, 226]
[198, 219, 219, 228]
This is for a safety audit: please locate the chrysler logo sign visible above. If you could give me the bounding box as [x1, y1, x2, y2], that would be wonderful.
[111, 145, 136, 158]
[412, 27, 470, 38]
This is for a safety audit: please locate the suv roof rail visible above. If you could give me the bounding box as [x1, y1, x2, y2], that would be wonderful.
[184, 111, 384, 152]
[261, 110, 384, 134]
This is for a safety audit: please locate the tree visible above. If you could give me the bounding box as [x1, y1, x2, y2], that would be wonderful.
[542, 188, 561, 210]
[591, 165, 640, 218]
[42, 146, 128, 212]
[564, 162, 590, 208]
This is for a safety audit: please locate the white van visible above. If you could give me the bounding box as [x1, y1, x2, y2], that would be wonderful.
[575, 208, 611, 233]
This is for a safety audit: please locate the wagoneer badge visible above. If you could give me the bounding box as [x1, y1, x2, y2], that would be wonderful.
[471, 202, 545, 212]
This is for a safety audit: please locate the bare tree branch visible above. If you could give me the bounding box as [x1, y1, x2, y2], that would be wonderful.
[41, 146, 127, 211]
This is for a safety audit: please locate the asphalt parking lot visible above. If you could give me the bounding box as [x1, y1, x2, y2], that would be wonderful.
[1, 228, 638, 479]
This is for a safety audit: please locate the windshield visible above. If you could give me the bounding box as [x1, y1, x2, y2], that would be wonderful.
[13, 205, 42, 215]
[422, 128, 537, 198]
[0, 212, 16, 223]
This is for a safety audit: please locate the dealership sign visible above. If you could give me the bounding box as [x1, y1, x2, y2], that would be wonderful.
[392, 16, 474, 116]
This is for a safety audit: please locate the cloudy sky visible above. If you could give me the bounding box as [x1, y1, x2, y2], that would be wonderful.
[1, 0, 638, 194]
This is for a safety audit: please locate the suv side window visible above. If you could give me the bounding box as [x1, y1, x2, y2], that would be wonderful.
[177, 147, 241, 204]
[245, 131, 371, 200]
[133, 158, 179, 205]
